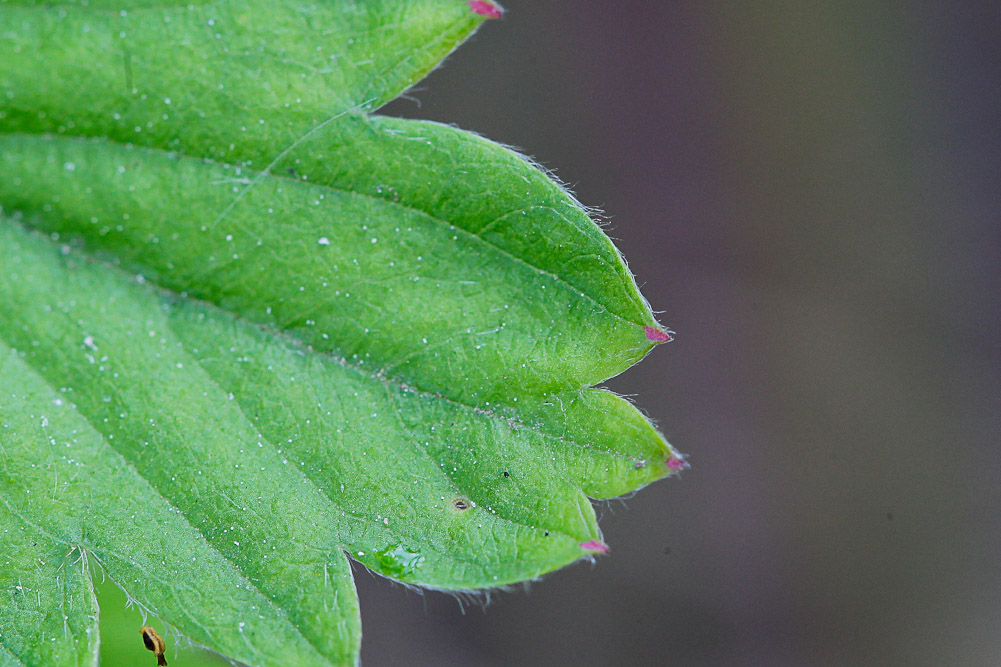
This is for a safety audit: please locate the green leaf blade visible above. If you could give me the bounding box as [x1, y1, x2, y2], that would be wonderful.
[0, 355, 354, 667]
[1, 222, 361, 666]
[0, 503, 98, 667]
[2, 218, 622, 586]
[511, 388, 674, 499]
[0, 0, 486, 163]
[0, 215, 647, 615]
[0, 1, 680, 663]
[0, 131, 662, 405]
[169, 298, 605, 585]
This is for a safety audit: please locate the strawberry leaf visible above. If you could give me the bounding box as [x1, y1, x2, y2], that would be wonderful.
[0, 2, 680, 665]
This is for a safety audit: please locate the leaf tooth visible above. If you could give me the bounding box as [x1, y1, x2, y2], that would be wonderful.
[467, 1, 504, 20]
[643, 326, 674, 343]
[579, 540, 610, 554]
[666, 453, 691, 472]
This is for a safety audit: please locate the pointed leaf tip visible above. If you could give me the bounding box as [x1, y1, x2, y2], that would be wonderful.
[468, 1, 503, 19]
[644, 326, 674, 343]
[667, 454, 690, 472]
[580, 540, 610, 554]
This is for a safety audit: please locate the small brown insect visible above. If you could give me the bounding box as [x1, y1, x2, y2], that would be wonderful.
[452, 498, 470, 511]
[140, 625, 167, 666]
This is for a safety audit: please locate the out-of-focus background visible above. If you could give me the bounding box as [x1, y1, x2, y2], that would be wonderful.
[369, 2, 1001, 665]
[99, 2, 1001, 665]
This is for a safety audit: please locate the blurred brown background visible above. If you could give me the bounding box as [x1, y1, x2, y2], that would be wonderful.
[354, 2, 1001, 665]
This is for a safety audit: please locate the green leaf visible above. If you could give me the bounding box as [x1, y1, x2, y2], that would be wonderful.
[0, 502, 99, 667]
[0, 1, 681, 665]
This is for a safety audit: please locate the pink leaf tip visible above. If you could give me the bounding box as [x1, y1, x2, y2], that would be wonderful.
[468, 1, 503, 19]
[580, 540, 609, 554]
[667, 454, 690, 472]
[644, 326, 673, 343]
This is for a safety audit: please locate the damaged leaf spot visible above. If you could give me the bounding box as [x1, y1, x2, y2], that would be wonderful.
[452, 498, 471, 511]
